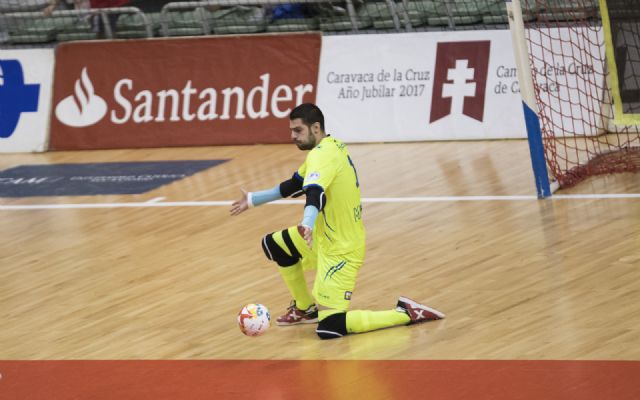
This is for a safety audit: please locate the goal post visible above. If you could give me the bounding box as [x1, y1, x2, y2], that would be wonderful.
[507, 0, 554, 198]
[508, 0, 640, 193]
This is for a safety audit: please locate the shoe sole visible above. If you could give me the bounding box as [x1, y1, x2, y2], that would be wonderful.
[398, 296, 446, 319]
[276, 318, 319, 326]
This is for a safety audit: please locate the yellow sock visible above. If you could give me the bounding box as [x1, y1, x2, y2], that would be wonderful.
[345, 309, 410, 334]
[278, 262, 314, 310]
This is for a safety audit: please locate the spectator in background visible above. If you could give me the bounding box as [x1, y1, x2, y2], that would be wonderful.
[43, 0, 130, 38]
[268, 2, 354, 22]
[270, 3, 306, 20]
[43, 0, 89, 16]
[89, 0, 131, 37]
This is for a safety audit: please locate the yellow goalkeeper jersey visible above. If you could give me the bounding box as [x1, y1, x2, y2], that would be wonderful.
[297, 136, 365, 255]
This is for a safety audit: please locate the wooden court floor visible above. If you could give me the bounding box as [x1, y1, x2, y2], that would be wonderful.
[1, 140, 639, 399]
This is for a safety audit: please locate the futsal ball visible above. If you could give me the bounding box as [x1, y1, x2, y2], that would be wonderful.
[237, 303, 271, 337]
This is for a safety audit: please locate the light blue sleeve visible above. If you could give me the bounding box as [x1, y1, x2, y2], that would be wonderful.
[250, 185, 282, 207]
[301, 205, 319, 228]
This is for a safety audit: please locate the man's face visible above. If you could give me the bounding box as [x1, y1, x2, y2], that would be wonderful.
[290, 118, 318, 150]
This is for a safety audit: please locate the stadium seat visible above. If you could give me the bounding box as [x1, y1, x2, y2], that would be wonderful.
[480, 0, 538, 24]
[480, 1, 508, 24]
[478, 0, 506, 24]
[0, 0, 49, 13]
[163, 8, 210, 36]
[208, 6, 266, 35]
[395, 1, 430, 28]
[408, 0, 449, 17]
[398, 0, 447, 28]
[364, 1, 401, 30]
[55, 16, 97, 41]
[318, 4, 373, 32]
[116, 11, 162, 38]
[267, 2, 342, 32]
[538, 0, 598, 21]
[424, 0, 482, 27]
[267, 17, 319, 32]
[7, 16, 58, 44]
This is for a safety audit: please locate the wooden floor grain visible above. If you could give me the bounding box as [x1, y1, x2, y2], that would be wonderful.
[1, 140, 639, 360]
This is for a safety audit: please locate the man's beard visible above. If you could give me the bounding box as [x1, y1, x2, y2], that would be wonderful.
[295, 138, 316, 150]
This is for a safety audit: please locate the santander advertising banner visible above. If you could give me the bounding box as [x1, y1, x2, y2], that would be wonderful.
[49, 34, 321, 150]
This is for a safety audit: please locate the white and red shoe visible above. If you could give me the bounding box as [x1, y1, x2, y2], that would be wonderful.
[396, 296, 445, 324]
[276, 300, 319, 326]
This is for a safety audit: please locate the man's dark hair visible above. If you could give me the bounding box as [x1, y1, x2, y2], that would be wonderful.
[290, 103, 325, 131]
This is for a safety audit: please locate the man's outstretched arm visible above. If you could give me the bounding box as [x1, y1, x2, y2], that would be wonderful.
[229, 173, 304, 216]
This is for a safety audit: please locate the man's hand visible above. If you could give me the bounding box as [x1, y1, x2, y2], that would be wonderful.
[230, 189, 250, 216]
[297, 225, 313, 248]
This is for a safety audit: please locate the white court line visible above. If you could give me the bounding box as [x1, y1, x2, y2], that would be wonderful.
[553, 194, 640, 199]
[1, 194, 640, 211]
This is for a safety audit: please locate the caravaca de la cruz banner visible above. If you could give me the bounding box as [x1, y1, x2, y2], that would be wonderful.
[316, 31, 528, 142]
[316, 29, 603, 142]
[49, 33, 321, 150]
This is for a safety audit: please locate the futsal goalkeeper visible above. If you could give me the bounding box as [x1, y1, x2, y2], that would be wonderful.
[230, 103, 444, 339]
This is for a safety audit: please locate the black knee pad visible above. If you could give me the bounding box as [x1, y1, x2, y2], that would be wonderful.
[261, 230, 301, 267]
[316, 312, 347, 340]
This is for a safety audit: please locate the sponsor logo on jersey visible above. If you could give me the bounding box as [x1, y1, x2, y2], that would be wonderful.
[307, 172, 320, 182]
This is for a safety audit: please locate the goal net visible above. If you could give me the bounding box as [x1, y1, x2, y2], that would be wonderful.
[512, 0, 640, 189]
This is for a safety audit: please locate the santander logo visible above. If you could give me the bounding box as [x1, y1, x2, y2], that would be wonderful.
[55, 67, 107, 127]
[54, 67, 313, 128]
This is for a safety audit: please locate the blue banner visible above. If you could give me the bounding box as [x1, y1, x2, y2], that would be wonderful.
[0, 160, 227, 197]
